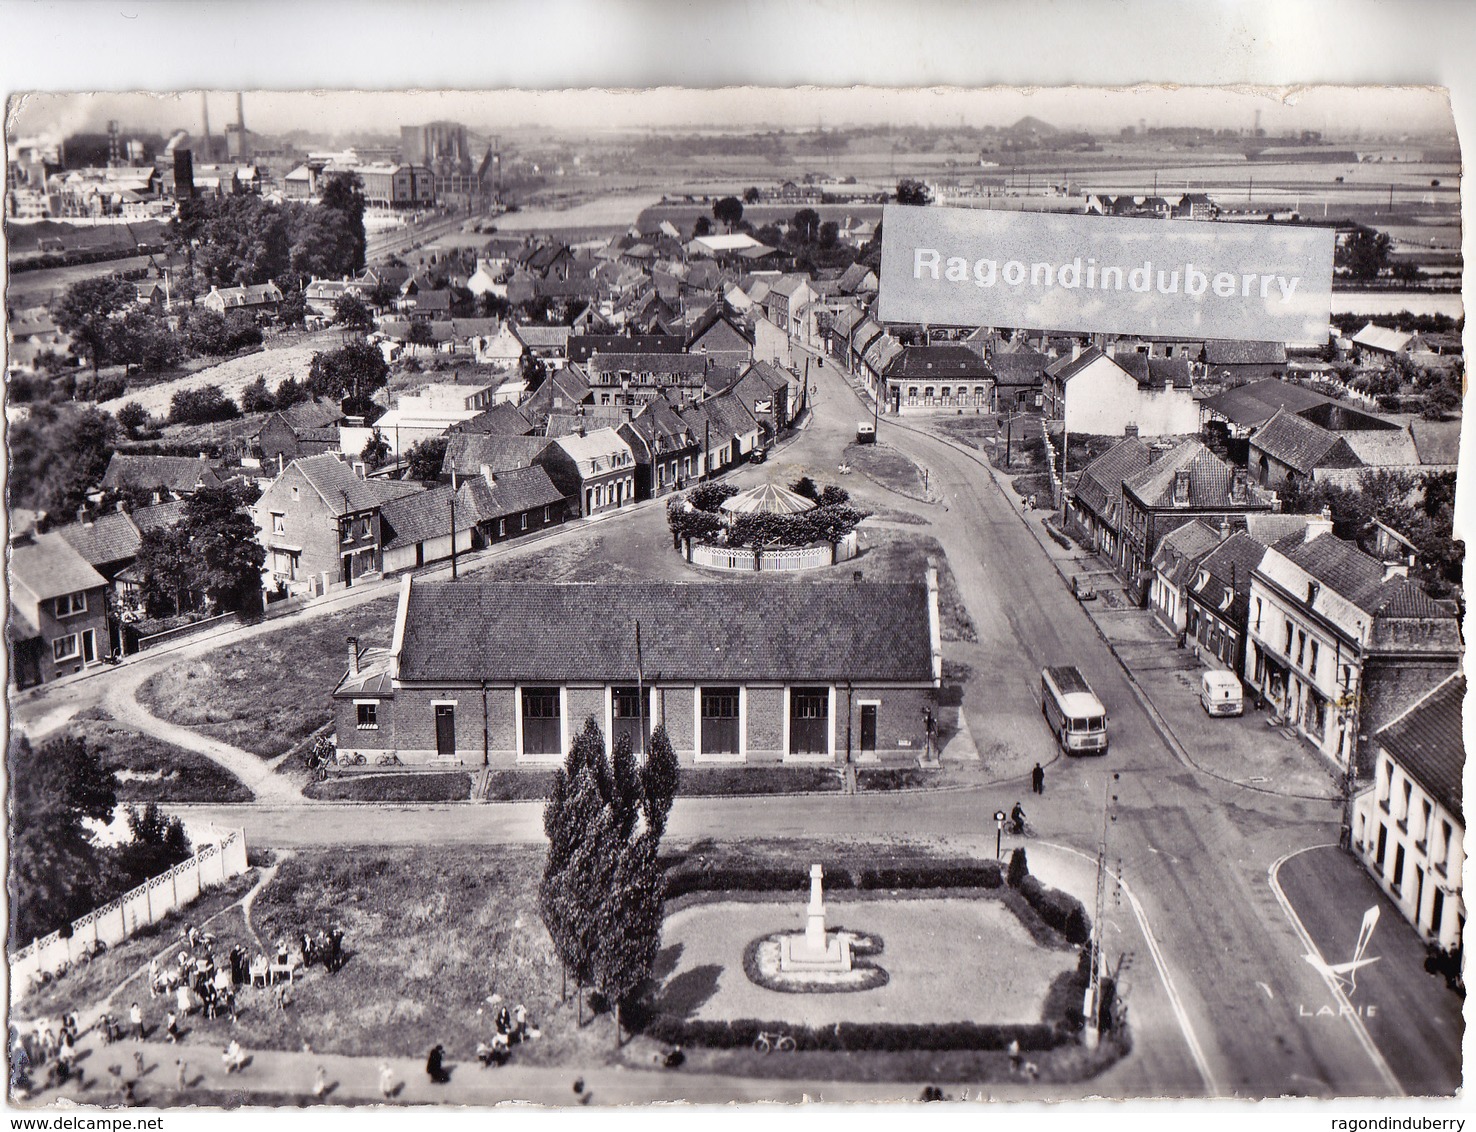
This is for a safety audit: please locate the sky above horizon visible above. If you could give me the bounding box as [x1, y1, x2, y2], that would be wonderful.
[6, 86, 1457, 144]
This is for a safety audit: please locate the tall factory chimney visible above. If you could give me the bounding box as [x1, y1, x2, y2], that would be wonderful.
[236, 91, 245, 132]
[200, 92, 212, 161]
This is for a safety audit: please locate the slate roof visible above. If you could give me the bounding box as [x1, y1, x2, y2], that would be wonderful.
[1250, 408, 1364, 477]
[587, 353, 716, 377]
[1340, 429, 1420, 468]
[449, 402, 533, 437]
[1199, 380, 1333, 428]
[544, 410, 631, 438]
[101, 454, 222, 495]
[1073, 438, 1152, 522]
[11, 532, 109, 600]
[1280, 533, 1451, 619]
[442, 434, 553, 478]
[293, 453, 418, 516]
[1352, 323, 1413, 354]
[1124, 440, 1271, 510]
[1409, 419, 1461, 466]
[396, 579, 937, 684]
[379, 484, 477, 550]
[277, 399, 345, 431]
[1115, 352, 1193, 391]
[884, 345, 992, 379]
[1374, 674, 1464, 821]
[56, 511, 142, 567]
[837, 263, 878, 293]
[1202, 340, 1288, 366]
[461, 465, 567, 521]
[678, 392, 759, 439]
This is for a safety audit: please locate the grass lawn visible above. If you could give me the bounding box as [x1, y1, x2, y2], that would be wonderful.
[137, 595, 399, 758]
[924, 415, 1000, 452]
[13, 872, 260, 1024]
[304, 772, 472, 803]
[65, 712, 254, 803]
[842, 442, 930, 500]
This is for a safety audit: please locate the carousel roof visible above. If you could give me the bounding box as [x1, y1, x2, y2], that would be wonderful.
[718, 482, 817, 515]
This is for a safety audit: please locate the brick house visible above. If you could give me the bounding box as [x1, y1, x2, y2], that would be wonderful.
[201, 281, 284, 316]
[1245, 533, 1461, 776]
[617, 401, 700, 499]
[9, 531, 112, 687]
[252, 453, 423, 595]
[883, 345, 994, 414]
[332, 573, 942, 767]
[1248, 408, 1364, 492]
[1067, 434, 1152, 565]
[254, 399, 345, 471]
[1351, 674, 1464, 955]
[1043, 346, 1199, 437]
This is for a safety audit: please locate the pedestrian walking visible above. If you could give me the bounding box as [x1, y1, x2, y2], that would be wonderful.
[149, 958, 161, 997]
[129, 1002, 145, 1041]
[426, 1043, 450, 1084]
[165, 1011, 181, 1044]
[312, 1065, 328, 1099]
[378, 1061, 396, 1101]
[174, 1058, 187, 1091]
[132, 1050, 146, 1078]
[222, 1040, 244, 1074]
[1031, 762, 1045, 795]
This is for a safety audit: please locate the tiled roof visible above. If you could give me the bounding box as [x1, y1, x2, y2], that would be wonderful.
[621, 402, 697, 452]
[130, 498, 189, 534]
[1250, 408, 1364, 476]
[552, 427, 634, 473]
[987, 351, 1050, 386]
[1189, 531, 1269, 621]
[544, 410, 630, 438]
[450, 402, 533, 437]
[679, 391, 759, 439]
[742, 360, 793, 392]
[1199, 380, 1333, 428]
[1073, 437, 1152, 521]
[838, 263, 877, 293]
[293, 454, 404, 515]
[278, 399, 345, 431]
[1409, 419, 1461, 466]
[1151, 520, 1223, 585]
[1374, 675, 1464, 821]
[1202, 340, 1287, 366]
[1124, 440, 1272, 511]
[1115, 352, 1193, 391]
[56, 511, 142, 567]
[1243, 513, 1325, 546]
[1340, 429, 1420, 468]
[11, 532, 109, 600]
[397, 580, 936, 684]
[379, 484, 476, 550]
[587, 353, 716, 377]
[443, 434, 553, 478]
[462, 465, 568, 521]
[1046, 346, 1104, 381]
[1351, 323, 1413, 353]
[1281, 533, 1450, 619]
[101, 454, 221, 494]
[884, 345, 992, 379]
[768, 275, 814, 299]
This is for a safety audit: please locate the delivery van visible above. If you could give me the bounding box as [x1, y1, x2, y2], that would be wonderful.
[1041, 665, 1109, 755]
[1200, 669, 1244, 717]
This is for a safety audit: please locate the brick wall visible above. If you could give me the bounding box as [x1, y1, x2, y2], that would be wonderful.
[1359, 658, 1461, 777]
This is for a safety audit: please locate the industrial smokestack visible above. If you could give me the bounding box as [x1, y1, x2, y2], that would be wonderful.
[236, 92, 245, 131]
[200, 92, 212, 160]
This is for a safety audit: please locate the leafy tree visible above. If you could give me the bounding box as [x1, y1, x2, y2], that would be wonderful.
[274, 376, 309, 408]
[479, 292, 512, 319]
[592, 826, 664, 1045]
[818, 220, 840, 249]
[319, 172, 368, 272]
[742, 186, 761, 204]
[790, 208, 821, 244]
[240, 376, 277, 414]
[169, 386, 240, 426]
[111, 309, 183, 377]
[118, 803, 193, 880]
[361, 431, 392, 470]
[693, 216, 712, 238]
[406, 436, 449, 482]
[135, 525, 194, 617]
[790, 476, 819, 500]
[1421, 376, 1461, 420]
[8, 734, 118, 944]
[755, 223, 784, 247]
[52, 276, 137, 374]
[370, 281, 401, 310]
[307, 339, 389, 404]
[182, 483, 267, 614]
[406, 321, 437, 352]
[818, 484, 850, 507]
[333, 293, 374, 333]
[896, 178, 933, 206]
[277, 291, 307, 328]
[114, 401, 150, 436]
[1007, 846, 1029, 888]
[713, 197, 744, 231]
[640, 723, 680, 838]
[8, 403, 117, 519]
[1335, 225, 1391, 282]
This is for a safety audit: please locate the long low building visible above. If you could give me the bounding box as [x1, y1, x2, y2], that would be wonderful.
[333, 573, 943, 768]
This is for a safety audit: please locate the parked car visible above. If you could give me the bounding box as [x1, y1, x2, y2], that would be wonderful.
[1072, 575, 1097, 601]
[1200, 669, 1244, 717]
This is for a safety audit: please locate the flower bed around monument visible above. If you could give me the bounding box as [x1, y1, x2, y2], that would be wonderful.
[743, 929, 890, 994]
[666, 481, 869, 574]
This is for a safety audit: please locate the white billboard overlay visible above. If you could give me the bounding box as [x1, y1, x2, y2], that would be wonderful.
[878, 205, 1336, 344]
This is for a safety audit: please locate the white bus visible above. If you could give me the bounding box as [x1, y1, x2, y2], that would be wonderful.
[1041, 665, 1109, 755]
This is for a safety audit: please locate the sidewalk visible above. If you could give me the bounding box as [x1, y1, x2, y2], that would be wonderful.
[904, 412, 1341, 803]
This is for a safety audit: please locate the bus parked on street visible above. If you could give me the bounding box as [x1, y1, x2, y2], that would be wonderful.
[1041, 665, 1109, 755]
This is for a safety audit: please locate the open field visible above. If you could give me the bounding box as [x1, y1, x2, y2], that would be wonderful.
[65, 710, 254, 803]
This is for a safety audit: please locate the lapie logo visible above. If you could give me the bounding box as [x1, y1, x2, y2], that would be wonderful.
[1305, 906, 1380, 995]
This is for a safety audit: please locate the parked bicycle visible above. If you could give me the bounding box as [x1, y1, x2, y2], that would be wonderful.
[336, 751, 366, 767]
[752, 1031, 796, 1054]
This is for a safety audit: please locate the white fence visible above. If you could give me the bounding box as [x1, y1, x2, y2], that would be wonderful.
[9, 829, 249, 997]
[685, 530, 859, 573]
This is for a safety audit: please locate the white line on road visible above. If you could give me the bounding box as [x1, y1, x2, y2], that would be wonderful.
[1267, 844, 1404, 1096]
[1048, 841, 1222, 1097]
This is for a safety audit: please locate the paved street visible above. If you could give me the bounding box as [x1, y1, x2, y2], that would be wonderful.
[14, 344, 1459, 1100]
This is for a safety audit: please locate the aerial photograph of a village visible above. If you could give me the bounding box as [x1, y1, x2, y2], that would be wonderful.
[3, 73, 1465, 1114]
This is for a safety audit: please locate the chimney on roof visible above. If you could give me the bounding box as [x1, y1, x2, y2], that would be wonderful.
[1105, 340, 1117, 359]
[1304, 509, 1335, 543]
[1230, 468, 1249, 502]
[1172, 469, 1192, 506]
[1071, 340, 1082, 361]
[1123, 423, 1139, 440]
[347, 636, 360, 677]
[78, 507, 92, 527]
[1383, 562, 1409, 581]
[1218, 517, 1231, 541]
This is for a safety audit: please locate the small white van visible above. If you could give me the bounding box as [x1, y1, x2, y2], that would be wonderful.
[1200, 670, 1244, 717]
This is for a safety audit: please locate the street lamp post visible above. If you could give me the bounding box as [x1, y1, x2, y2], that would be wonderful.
[993, 810, 1006, 860]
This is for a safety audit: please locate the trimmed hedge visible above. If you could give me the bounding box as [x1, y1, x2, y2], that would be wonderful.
[1018, 874, 1091, 945]
[633, 1012, 1065, 1053]
[663, 858, 1005, 900]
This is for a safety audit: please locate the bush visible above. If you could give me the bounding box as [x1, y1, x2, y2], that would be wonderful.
[633, 1012, 1064, 1053]
[169, 386, 240, 426]
[1017, 874, 1091, 942]
[1008, 847, 1029, 888]
[854, 861, 1002, 890]
[686, 482, 740, 512]
[663, 857, 1004, 899]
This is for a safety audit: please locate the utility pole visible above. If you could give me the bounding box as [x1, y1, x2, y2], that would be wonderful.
[449, 471, 459, 580]
[1085, 772, 1119, 1050]
[636, 619, 645, 758]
